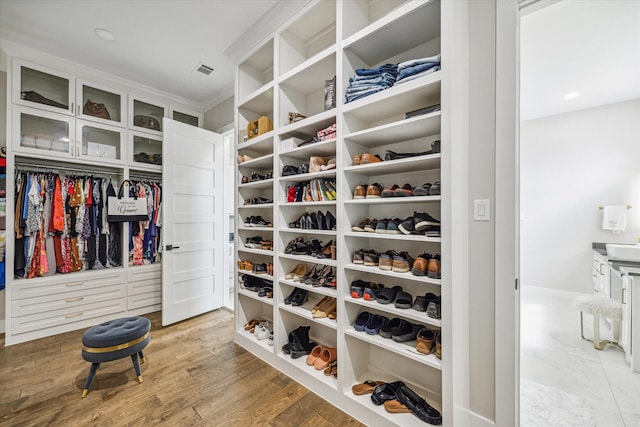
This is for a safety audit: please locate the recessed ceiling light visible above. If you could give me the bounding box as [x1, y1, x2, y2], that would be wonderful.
[94, 28, 116, 41]
[564, 92, 580, 100]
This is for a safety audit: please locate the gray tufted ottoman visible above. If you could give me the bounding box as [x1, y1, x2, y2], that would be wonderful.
[81, 316, 151, 398]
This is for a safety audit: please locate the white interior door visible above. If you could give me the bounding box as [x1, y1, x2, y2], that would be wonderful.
[161, 118, 224, 326]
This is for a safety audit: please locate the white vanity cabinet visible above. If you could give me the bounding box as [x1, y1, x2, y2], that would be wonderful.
[593, 250, 611, 297]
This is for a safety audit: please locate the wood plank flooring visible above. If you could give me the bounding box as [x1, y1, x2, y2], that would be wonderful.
[0, 310, 364, 426]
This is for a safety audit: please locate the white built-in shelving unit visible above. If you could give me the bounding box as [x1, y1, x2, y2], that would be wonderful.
[234, 1, 450, 425]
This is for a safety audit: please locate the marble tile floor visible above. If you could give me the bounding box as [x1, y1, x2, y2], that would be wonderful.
[521, 286, 640, 427]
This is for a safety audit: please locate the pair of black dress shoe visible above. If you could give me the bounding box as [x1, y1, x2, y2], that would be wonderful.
[288, 211, 336, 230]
[371, 381, 442, 424]
[384, 140, 441, 161]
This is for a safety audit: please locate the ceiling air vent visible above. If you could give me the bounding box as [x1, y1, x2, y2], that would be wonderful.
[194, 63, 214, 76]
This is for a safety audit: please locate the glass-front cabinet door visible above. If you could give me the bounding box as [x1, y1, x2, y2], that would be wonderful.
[77, 80, 127, 127]
[12, 106, 74, 158]
[13, 59, 75, 116]
[77, 120, 125, 165]
[172, 109, 201, 127]
[129, 130, 162, 171]
[130, 97, 166, 136]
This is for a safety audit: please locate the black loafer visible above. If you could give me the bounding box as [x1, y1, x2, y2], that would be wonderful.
[395, 385, 442, 424]
[370, 381, 405, 405]
[384, 149, 433, 161]
[282, 165, 300, 176]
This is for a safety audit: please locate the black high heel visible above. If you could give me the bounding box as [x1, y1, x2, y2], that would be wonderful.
[313, 265, 332, 287]
[291, 288, 308, 306]
[301, 265, 319, 285]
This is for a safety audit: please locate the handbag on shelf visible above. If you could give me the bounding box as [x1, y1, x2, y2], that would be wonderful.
[83, 99, 111, 120]
[107, 180, 148, 222]
[134, 115, 161, 131]
[246, 116, 273, 139]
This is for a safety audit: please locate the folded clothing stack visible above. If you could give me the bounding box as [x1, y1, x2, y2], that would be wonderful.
[317, 122, 336, 141]
[395, 54, 441, 85]
[345, 63, 398, 103]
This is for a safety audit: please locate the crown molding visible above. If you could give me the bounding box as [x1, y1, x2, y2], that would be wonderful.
[224, 0, 313, 64]
[201, 82, 234, 112]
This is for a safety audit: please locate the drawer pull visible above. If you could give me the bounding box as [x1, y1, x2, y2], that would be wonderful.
[622, 288, 627, 305]
[66, 281, 84, 287]
[66, 296, 84, 303]
[66, 312, 83, 318]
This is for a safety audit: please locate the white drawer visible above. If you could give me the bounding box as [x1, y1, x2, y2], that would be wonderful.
[127, 265, 162, 282]
[128, 290, 162, 310]
[12, 269, 126, 300]
[12, 284, 126, 316]
[128, 278, 162, 297]
[11, 298, 127, 335]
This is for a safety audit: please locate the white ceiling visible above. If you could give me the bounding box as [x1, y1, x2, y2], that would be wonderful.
[0, 0, 303, 108]
[521, 0, 640, 121]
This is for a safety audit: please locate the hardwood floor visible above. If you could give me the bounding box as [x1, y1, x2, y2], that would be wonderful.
[0, 310, 363, 426]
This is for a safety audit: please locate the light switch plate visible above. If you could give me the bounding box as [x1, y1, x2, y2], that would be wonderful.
[474, 199, 491, 221]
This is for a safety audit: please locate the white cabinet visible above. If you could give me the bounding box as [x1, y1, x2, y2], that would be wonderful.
[76, 79, 128, 127]
[129, 96, 167, 136]
[12, 106, 75, 158]
[592, 251, 610, 297]
[76, 120, 126, 165]
[129, 130, 163, 171]
[13, 59, 75, 116]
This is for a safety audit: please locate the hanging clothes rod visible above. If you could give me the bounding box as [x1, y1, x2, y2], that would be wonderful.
[129, 172, 162, 182]
[14, 161, 123, 179]
[599, 205, 632, 209]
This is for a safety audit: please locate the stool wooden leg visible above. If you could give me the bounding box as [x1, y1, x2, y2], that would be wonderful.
[82, 362, 100, 398]
[131, 354, 143, 383]
[580, 312, 587, 340]
[138, 350, 146, 364]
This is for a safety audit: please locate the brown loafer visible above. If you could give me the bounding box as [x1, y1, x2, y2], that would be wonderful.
[360, 153, 383, 164]
[353, 184, 367, 199]
[366, 183, 383, 198]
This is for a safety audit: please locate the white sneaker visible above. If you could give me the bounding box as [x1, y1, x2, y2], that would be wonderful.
[255, 321, 271, 340]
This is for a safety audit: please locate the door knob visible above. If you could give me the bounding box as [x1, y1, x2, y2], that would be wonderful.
[165, 244, 181, 251]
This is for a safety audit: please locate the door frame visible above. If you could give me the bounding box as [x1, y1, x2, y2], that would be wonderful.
[495, 1, 520, 425]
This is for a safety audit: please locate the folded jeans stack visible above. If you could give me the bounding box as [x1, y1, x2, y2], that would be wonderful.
[395, 54, 441, 85]
[345, 63, 398, 103]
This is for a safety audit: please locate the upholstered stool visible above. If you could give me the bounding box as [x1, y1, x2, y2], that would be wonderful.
[574, 295, 622, 350]
[81, 316, 151, 398]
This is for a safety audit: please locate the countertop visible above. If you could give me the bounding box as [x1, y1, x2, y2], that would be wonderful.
[593, 242, 640, 270]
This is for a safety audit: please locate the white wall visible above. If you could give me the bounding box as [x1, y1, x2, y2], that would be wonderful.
[204, 96, 234, 133]
[521, 98, 640, 294]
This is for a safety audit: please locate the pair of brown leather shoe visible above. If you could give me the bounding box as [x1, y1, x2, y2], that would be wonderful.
[352, 153, 383, 165]
[353, 183, 383, 199]
[416, 328, 442, 359]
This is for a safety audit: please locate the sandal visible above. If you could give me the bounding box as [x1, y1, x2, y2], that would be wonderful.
[323, 361, 337, 377]
[352, 380, 386, 396]
[371, 381, 405, 405]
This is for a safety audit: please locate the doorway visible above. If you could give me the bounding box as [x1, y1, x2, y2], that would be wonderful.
[518, 2, 640, 426]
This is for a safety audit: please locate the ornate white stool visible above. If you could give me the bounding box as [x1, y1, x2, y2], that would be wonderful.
[574, 295, 622, 350]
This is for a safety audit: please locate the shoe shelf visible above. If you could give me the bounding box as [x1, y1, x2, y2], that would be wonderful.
[344, 112, 441, 148]
[238, 247, 274, 257]
[280, 138, 336, 159]
[238, 226, 274, 232]
[281, 200, 337, 207]
[342, 0, 440, 66]
[345, 196, 440, 205]
[238, 288, 275, 306]
[345, 297, 442, 329]
[238, 203, 274, 210]
[278, 169, 336, 183]
[279, 278, 338, 298]
[237, 132, 274, 154]
[237, 82, 275, 113]
[278, 349, 338, 390]
[237, 153, 274, 169]
[279, 253, 337, 267]
[237, 178, 274, 189]
[344, 154, 441, 176]
[345, 373, 442, 427]
[278, 110, 336, 139]
[344, 231, 440, 243]
[345, 263, 441, 286]
[236, 326, 274, 353]
[238, 270, 274, 281]
[342, 72, 442, 124]
[280, 228, 336, 237]
[278, 303, 337, 331]
[344, 327, 441, 370]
